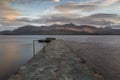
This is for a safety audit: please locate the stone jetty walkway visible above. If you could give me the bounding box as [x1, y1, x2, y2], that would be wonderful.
[9, 40, 103, 80]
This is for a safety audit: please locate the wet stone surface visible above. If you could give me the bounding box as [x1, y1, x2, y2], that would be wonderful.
[9, 40, 102, 80]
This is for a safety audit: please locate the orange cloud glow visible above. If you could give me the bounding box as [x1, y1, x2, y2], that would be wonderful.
[51, 0, 60, 2]
[4, 13, 19, 21]
[0, 0, 20, 21]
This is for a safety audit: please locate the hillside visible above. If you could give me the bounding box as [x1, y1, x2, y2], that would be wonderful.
[0, 23, 120, 35]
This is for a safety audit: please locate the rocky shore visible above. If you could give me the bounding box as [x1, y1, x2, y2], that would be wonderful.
[8, 40, 103, 80]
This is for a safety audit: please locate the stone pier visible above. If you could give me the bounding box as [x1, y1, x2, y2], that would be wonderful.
[9, 40, 103, 80]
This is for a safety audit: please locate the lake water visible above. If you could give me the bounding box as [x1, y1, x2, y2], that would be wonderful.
[0, 35, 120, 80]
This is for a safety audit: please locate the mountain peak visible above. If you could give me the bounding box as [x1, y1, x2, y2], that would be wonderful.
[64, 23, 76, 26]
[1, 23, 120, 35]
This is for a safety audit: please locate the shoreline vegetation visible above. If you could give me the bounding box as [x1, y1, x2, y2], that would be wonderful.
[9, 40, 104, 80]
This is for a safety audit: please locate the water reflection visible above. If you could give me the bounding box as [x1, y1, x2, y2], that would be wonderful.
[0, 35, 44, 79]
[0, 35, 120, 80]
[0, 43, 19, 77]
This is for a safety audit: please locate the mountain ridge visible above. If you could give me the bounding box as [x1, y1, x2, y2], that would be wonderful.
[0, 23, 120, 35]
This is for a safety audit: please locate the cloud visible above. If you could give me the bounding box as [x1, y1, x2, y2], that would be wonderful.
[92, 0, 119, 6]
[55, 1, 98, 13]
[0, 0, 20, 21]
[11, 0, 60, 4]
[48, 13, 120, 25]
[0, 0, 61, 30]
[0, 0, 21, 31]
[118, 6, 120, 10]
[43, 13, 81, 24]
[88, 13, 120, 18]
[51, 0, 60, 2]
[75, 13, 120, 26]
[102, 0, 119, 6]
[0, 0, 119, 31]
[1, 13, 120, 31]
[16, 13, 81, 25]
[87, 13, 120, 24]
[0, 17, 29, 31]
[16, 13, 120, 27]
[54, 0, 119, 14]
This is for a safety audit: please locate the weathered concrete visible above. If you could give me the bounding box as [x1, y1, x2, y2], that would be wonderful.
[65, 41, 120, 80]
[9, 40, 103, 80]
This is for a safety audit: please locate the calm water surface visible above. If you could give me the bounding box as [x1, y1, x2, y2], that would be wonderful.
[0, 35, 120, 80]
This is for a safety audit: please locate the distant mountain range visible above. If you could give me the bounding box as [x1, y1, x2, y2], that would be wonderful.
[0, 23, 120, 35]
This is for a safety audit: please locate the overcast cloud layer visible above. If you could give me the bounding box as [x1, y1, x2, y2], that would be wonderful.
[0, 0, 120, 31]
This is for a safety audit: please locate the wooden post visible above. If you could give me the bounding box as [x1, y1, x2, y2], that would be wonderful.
[33, 40, 36, 57]
[43, 42, 45, 53]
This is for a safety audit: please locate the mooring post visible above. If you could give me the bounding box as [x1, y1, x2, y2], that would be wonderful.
[33, 40, 36, 57]
[33, 38, 56, 57]
[43, 42, 46, 54]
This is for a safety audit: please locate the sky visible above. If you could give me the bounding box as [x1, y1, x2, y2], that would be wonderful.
[0, 0, 120, 31]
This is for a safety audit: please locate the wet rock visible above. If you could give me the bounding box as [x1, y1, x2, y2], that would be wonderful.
[9, 40, 100, 80]
[20, 66, 26, 70]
